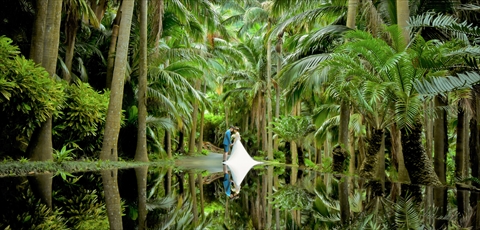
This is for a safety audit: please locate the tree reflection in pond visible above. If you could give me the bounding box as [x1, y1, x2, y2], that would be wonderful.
[1, 161, 479, 229]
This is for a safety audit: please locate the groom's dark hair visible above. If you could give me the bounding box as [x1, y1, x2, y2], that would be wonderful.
[229, 125, 235, 129]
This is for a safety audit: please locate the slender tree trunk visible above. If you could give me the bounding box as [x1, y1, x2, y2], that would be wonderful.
[101, 169, 123, 230]
[135, 0, 148, 162]
[106, 6, 122, 89]
[424, 100, 434, 225]
[188, 171, 198, 225]
[375, 131, 386, 195]
[274, 31, 283, 152]
[433, 95, 448, 229]
[151, 0, 164, 54]
[135, 166, 148, 230]
[456, 99, 468, 219]
[188, 80, 201, 155]
[100, 0, 135, 160]
[165, 130, 172, 159]
[266, 21, 273, 160]
[197, 172, 204, 217]
[197, 102, 205, 153]
[266, 165, 273, 229]
[338, 101, 351, 225]
[165, 167, 172, 195]
[261, 93, 268, 153]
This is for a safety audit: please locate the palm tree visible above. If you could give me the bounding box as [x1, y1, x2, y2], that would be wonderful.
[26, 0, 63, 209]
[135, 0, 148, 162]
[61, 0, 99, 83]
[100, 0, 135, 161]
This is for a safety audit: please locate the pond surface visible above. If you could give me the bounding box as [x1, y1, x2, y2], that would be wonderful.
[0, 153, 476, 229]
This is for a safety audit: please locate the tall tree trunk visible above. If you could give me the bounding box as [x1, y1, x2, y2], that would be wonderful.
[29, 0, 48, 63]
[151, 0, 164, 54]
[397, 0, 410, 44]
[401, 123, 441, 186]
[274, 31, 283, 152]
[375, 131, 386, 195]
[424, 100, 434, 225]
[456, 99, 468, 219]
[27, 0, 62, 209]
[188, 171, 198, 225]
[135, 0, 148, 162]
[164, 130, 172, 159]
[197, 172, 204, 217]
[176, 127, 185, 154]
[27, 173, 53, 208]
[338, 100, 351, 225]
[266, 21, 273, 160]
[135, 166, 148, 230]
[188, 80, 201, 155]
[359, 128, 382, 180]
[106, 7, 122, 89]
[196, 84, 206, 153]
[100, 0, 135, 160]
[470, 86, 480, 229]
[102, 169, 123, 230]
[266, 165, 274, 229]
[433, 95, 448, 229]
[63, 15, 78, 83]
[90, 0, 108, 24]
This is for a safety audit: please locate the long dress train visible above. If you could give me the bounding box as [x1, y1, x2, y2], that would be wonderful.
[223, 138, 263, 189]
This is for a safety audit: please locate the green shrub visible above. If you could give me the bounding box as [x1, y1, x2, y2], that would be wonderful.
[0, 36, 64, 158]
[53, 82, 110, 158]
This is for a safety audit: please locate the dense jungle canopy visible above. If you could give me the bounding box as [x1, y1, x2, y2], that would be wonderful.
[1, 0, 480, 229]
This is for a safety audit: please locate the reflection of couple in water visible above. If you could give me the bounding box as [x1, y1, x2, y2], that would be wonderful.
[221, 125, 262, 199]
[223, 164, 240, 199]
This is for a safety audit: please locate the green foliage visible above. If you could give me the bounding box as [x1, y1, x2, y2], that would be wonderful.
[53, 146, 75, 163]
[203, 112, 224, 145]
[53, 82, 110, 158]
[271, 115, 315, 143]
[304, 158, 318, 169]
[0, 179, 68, 229]
[322, 156, 333, 172]
[53, 174, 110, 230]
[0, 36, 64, 157]
[270, 185, 313, 211]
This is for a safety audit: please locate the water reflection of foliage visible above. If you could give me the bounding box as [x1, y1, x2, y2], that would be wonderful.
[52, 173, 110, 229]
[0, 178, 67, 229]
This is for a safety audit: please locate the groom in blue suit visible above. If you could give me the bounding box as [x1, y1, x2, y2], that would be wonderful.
[223, 125, 235, 161]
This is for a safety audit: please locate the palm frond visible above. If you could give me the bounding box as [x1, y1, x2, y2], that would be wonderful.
[409, 13, 480, 42]
[414, 71, 480, 96]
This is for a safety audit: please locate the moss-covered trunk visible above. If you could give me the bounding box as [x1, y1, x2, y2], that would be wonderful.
[401, 124, 441, 186]
[359, 128, 383, 179]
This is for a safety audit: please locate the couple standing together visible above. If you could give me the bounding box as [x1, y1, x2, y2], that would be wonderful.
[222, 125, 240, 161]
[222, 125, 241, 199]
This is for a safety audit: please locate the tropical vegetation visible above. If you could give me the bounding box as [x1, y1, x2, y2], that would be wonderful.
[0, 0, 480, 229]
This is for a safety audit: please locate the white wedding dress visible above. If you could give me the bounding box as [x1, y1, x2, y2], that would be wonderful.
[223, 132, 263, 190]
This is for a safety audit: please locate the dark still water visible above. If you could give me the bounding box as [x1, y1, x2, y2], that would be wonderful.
[0, 153, 476, 229]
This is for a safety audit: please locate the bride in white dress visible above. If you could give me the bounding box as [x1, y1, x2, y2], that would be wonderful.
[223, 127, 263, 194]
